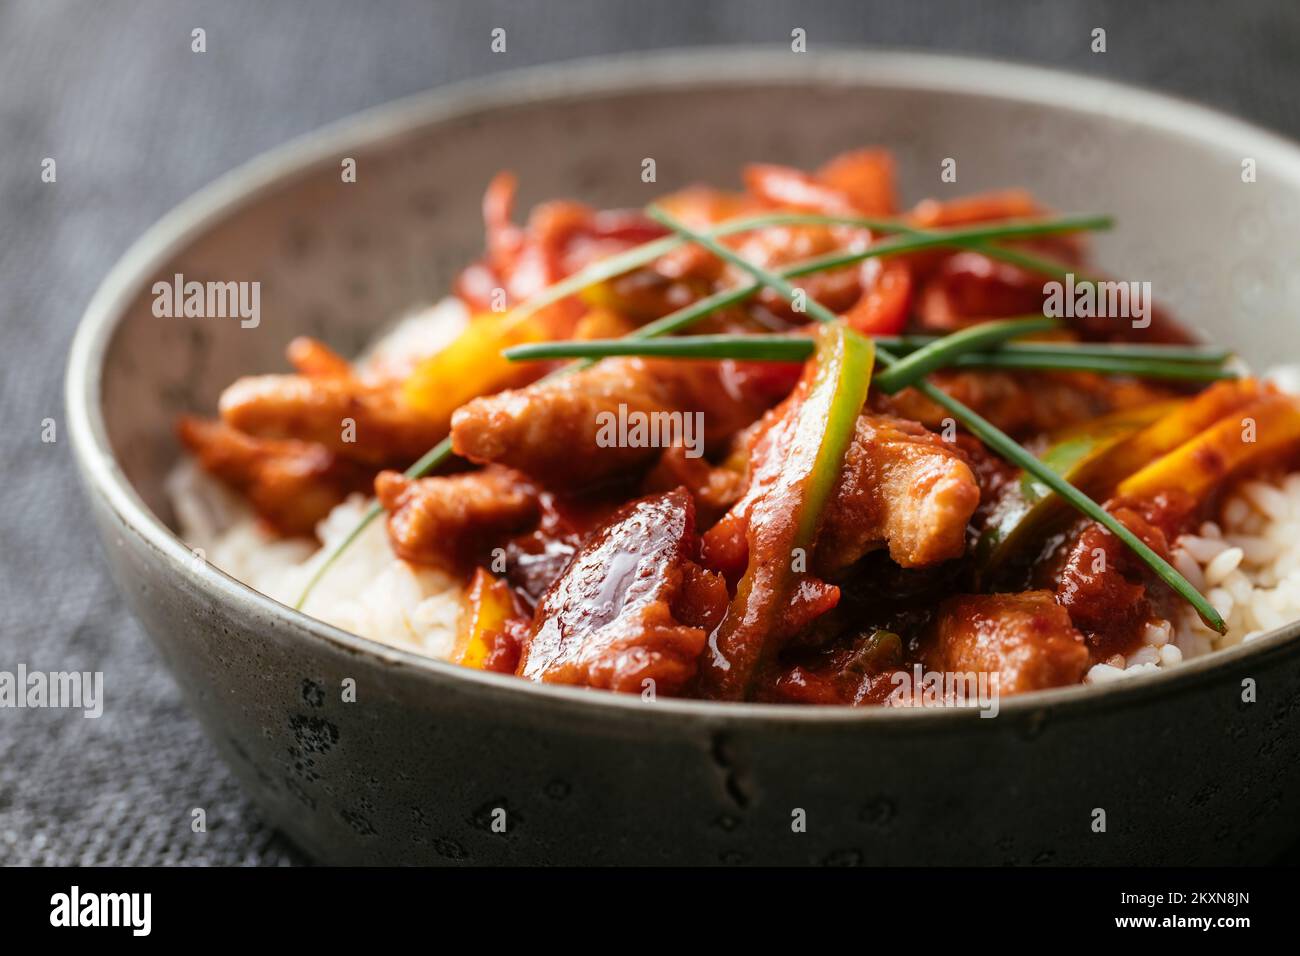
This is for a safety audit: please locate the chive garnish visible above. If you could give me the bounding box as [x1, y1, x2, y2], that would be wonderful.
[868, 316, 1060, 393]
[574, 215, 1112, 356]
[510, 211, 1111, 324]
[506, 333, 1232, 367]
[645, 205, 1227, 633]
[291, 208, 1125, 612]
[504, 332, 1234, 385]
[892, 338, 1232, 362]
[781, 215, 1112, 279]
[508, 334, 816, 362]
[945, 353, 1236, 381]
[509, 212, 885, 323]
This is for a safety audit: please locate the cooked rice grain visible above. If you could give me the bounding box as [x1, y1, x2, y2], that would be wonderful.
[1087, 469, 1300, 684]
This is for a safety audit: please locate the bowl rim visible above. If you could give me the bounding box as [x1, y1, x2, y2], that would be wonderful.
[66, 45, 1300, 725]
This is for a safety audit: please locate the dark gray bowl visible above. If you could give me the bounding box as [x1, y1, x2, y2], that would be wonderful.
[67, 49, 1300, 865]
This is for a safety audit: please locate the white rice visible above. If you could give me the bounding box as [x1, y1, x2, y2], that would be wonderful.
[170, 466, 464, 658]
[168, 300, 471, 659]
[1081, 363, 1300, 684]
[1085, 469, 1300, 684]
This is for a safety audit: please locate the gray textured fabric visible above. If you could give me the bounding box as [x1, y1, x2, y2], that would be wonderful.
[2, 0, 1297, 866]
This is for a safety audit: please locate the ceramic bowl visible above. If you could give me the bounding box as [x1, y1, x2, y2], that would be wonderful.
[67, 49, 1300, 864]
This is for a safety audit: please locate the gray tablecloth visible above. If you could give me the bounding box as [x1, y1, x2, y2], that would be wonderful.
[2, 0, 1298, 866]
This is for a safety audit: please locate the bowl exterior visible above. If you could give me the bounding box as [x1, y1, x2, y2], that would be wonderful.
[81, 480, 1300, 865]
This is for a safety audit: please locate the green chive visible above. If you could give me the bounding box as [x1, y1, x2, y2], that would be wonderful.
[505, 334, 811, 362]
[501, 335, 1232, 382]
[870, 316, 1060, 393]
[504, 335, 1233, 384]
[890, 337, 1232, 363]
[591, 215, 1113, 353]
[645, 205, 1226, 633]
[510, 211, 898, 322]
[512, 213, 1111, 323]
[783, 215, 1112, 279]
[948, 353, 1237, 380]
[506, 333, 1232, 369]
[293, 209, 1113, 609]
[936, 240, 1100, 285]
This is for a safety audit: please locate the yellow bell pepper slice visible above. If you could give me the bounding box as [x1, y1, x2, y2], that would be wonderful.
[402, 311, 552, 424]
[1091, 378, 1264, 490]
[454, 568, 518, 670]
[402, 305, 635, 429]
[1118, 393, 1300, 500]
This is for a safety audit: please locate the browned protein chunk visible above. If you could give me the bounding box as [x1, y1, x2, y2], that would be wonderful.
[375, 465, 540, 572]
[701, 409, 978, 581]
[219, 374, 445, 467]
[640, 444, 747, 527]
[879, 370, 1175, 442]
[816, 414, 981, 574]
[518, 488, 728, 695]
[1040, 491, 1196, 661]
[286, 336, 353, 378]
[921, 591, 1090, 697]
[450, 357, 769, 489]
[177, 416, 372, 537]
